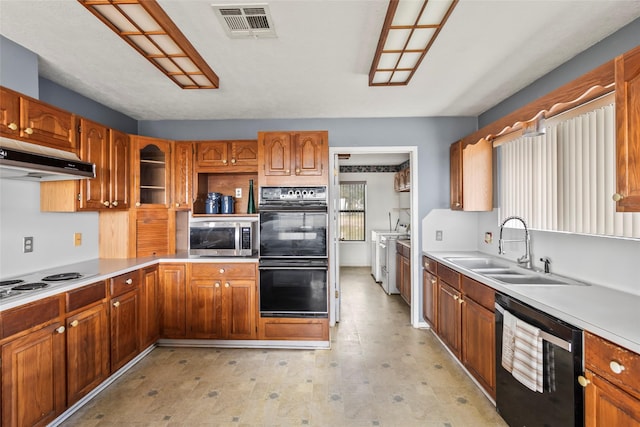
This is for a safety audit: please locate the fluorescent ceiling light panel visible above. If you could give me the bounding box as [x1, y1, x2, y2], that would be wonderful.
[78, 0, 219, 89]
[369, 0, 458, 86]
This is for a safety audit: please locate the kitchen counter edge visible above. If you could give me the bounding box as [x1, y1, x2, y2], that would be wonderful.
[424, 250, 640, 355]
[0, 253, 259, 312]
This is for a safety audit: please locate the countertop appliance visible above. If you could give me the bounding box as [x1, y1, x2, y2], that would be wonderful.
[495, 292, 583, 427]
[258, 186, 328, 318]
[371, 226, 408, 283]
[0, 271, 98, 303]
[379, 235, 400, 295]
[0, 137, 95, 181]
[189, 219, 257, 257]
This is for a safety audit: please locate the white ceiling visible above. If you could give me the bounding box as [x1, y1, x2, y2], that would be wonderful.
[1, 0, 639, 122]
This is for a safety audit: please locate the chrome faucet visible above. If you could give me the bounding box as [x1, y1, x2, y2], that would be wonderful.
[498, 216, 532, 269]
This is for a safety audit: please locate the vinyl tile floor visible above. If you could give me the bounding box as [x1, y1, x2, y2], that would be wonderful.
[59, 267, 508, 427]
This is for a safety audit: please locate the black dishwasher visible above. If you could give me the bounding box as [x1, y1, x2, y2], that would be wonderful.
[495, 293, 583, 427]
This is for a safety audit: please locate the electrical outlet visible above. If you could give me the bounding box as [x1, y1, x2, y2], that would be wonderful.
[23, 236, 33, 253]
[435, 230, 443, 241]
[235, 188, 242, 198]
[74, 232, 82, 246]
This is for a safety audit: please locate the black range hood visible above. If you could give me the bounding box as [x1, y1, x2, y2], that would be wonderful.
[0, 138, 95, 181]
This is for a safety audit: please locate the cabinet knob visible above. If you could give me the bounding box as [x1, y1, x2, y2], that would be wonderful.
[455, 202, 461, 207]
[225, 282, 230, 288]
[453, 295, 459, 301]
[458, 298, 464, 304]
[70, 320, 79, 328]
[286, 169, 290, 174]
[7, 122, 18, 131]
[136, 202, 141, 207]
[222, 159, 228, 165]
[609, 361, 625, 374]
[103, 201, 110, 207]
[125, 278, 133, 285]
[577, 375, 590, 387]
[24, 127, 34, 135]
[612, 193, 624, 202]
[215, 282, 221, 288]
[295, 168, 300, 174]
[176, 203, 180, 207]
[431, 279, 436, 285]
[113, 301, 120, 307]
[231, 158, 236, 164]
[112, 201, 118, 207]
[219, 268, 225, 274]
[56, 326, 66, 334]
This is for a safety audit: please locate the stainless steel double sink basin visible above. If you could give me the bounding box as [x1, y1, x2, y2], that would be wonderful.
[443, 256, 587, 286]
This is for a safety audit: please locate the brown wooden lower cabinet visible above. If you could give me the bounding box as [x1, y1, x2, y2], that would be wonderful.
[437, 280, 462, 358]
[429, 260, 496, 398]
[66, 300, 110, 405]
[139, 265, 160, 349]
[583, 332, 640, 426]
[258, 317, 329, 341]
[422, 269, 438, 330]
[187, 263, 257, 340]
[110, 290, 139, 372]
[461, 297, 495, 398]
[1, 321, 67, 427]
[159, 263, 188, 338]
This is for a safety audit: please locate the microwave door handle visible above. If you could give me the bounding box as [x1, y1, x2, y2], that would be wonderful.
[235, 225, 241, 254]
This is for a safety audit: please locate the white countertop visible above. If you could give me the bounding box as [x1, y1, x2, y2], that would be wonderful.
[0, 253, 258, 312]
[425, 251, 640, 355]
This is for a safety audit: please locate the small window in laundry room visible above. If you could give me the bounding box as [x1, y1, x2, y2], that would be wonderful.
[497, 92, 640, 238]
[339, 181, 366, 241]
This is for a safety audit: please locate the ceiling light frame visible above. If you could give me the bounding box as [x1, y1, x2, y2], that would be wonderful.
[78, 0, 219, 89]
[369, 0, 458, 86]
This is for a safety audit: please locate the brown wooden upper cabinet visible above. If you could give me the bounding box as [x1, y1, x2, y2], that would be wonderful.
[172, 141, 194, 210]
[132, 136, 172, 208]
[258, 131, 328, 186]
[615, 46, 640, 212]
[450, 140, 463, 210]
[195, 140, 258, 172]
[41, 119, 130, 212]
[0, 86, 76, 152]
[450, 139, 492, 211]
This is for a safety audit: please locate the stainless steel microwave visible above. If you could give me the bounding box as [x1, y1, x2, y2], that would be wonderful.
[189, 220, 257, 257]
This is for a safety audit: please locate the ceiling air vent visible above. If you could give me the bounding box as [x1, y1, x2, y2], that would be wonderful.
[212, 4, 277, 38]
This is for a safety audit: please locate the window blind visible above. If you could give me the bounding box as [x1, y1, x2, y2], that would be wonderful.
[499, 101, 640, 239]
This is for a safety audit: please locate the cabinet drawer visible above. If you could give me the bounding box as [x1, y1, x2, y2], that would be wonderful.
[438, 264, 460, 289]
[423, 256, 437, 275]
[191, 263, 257, 279]
[461, 276, 494, 311]
[66, 281, 107, 312]
[1, 296, 62, 339]
[111, 271, 139, 297]
[585, 332, 640, 399]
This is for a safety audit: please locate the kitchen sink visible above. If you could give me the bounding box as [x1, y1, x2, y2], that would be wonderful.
[444, 257, 508, 270]
[485, 273, 585, 286]
[444, 256, 588, 286]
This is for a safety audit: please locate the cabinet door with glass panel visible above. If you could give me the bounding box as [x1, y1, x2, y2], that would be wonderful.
[132, 136, 172, 208]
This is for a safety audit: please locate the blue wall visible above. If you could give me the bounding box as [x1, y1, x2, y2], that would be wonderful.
[39, 78, 137, 134]
[0, 36, 39, 97]
[139, 116, 477, 216]
[479, 17, 640, 127]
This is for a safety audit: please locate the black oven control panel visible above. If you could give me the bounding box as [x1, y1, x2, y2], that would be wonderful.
[260, 186, 327, 203]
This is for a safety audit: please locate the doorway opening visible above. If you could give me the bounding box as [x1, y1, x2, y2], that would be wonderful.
[328, 146, 419, 328]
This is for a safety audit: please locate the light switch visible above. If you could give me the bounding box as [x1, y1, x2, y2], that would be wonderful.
[74, 232, 82, 246]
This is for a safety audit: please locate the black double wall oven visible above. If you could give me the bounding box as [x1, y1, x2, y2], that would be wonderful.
[258, 186, 328, 318]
